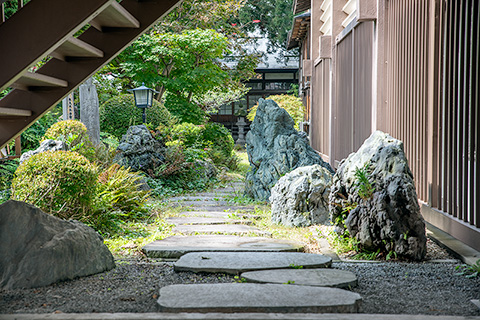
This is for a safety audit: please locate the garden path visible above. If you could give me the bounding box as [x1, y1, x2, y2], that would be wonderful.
[142, 181, 363, 314]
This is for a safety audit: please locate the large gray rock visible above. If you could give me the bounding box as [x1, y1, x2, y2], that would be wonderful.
[113, 125, 165, 172]
[245, 99, 333, 201]
[329, 131, 427, 261]
[19, 139, 65, 164]
[0, 200, 115, 289]
[270, 165, 333, 227]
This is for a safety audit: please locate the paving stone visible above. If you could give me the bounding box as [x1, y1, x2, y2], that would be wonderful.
[173, 224, 270, 236]
[170, 201, 232, 207]
[2, 314, 479, 320]
[142, 236, 304, 258]
[191, 206, 254, 212]
[166, 217, 251, 226]
[240, 268, 357, 288]
[168, 196, 228, 202]
[174, 252, 332, 274]
[157, 283, 361, 313]
[177, 211, 235, 219]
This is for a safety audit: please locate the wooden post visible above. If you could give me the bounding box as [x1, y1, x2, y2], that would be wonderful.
[14, 136, 21, 157]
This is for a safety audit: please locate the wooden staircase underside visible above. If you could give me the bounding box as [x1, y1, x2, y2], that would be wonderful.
[0, 0, 181, 150]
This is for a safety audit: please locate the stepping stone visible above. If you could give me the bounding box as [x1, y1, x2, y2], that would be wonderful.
[174, 252, 332, 274]
[177, 211, 234, 218]
[142, 235, 303, 258]
[241, 268, 358, 288]
[191, 206, 254, 212]
[173, 224, 270, 236]
[170, 201, 232, 207]
[168, 196, 227, 202]
[157, 283, 362, 313]
[166, 217, 251, 225]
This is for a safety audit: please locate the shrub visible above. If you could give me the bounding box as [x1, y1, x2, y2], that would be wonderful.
[247, 94, 305, 130]
[11, 151, 98, 220]
[42, 120, 95, 161]
[201, 122, 234, 160]
[100, 94, 176, 140]
[160, 122, 235, 168]
[166, 122, 203, 148]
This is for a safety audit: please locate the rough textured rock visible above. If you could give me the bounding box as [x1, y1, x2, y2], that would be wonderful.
[0, 200, 115, 289]
[19, 139, 65, 164]
[329, 131, 427, 261]
[113, 125, 165, 172]
[245, 99, 333, 201]
[270, 165, 333, 227]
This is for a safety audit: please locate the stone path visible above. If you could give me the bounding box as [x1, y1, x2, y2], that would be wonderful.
[142, 181, 362, 314]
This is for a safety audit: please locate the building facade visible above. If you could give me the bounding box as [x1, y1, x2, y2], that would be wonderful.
[288, 0, 479, 251]
[211, 32, 299, 141]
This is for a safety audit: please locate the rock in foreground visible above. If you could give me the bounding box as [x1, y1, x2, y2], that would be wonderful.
[270, 165, 333, 227]
[245, 99, 333, 201]
[329, 131, 427, 260]
[0, 200, 115, 289]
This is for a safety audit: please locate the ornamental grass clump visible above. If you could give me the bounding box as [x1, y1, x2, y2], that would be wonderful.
[11, 150, 97, 220]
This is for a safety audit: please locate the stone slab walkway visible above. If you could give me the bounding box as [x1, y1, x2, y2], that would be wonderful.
[166, 217, 251, 225]
[174, 252, 332, 274]
[240, 268, 358, 288]
[3, 314, 479, 320]
[157, 283, 362, 313]
[142, 235, 303, 258]
[172, 224, 271, 236]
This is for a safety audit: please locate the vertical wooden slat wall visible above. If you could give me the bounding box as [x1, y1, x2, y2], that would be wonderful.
[311, 60, 331, 160]
[440, 0, 479, 228]
[335, 32, 354, 162]
[333, 22, 374, 164]
[385, 0, 429, 202]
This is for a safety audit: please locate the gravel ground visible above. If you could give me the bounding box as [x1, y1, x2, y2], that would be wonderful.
[1, 241, 479, 316]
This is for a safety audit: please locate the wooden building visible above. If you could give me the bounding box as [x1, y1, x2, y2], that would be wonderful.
[210, 32, 298, 141]
[287, 0, 480, 251]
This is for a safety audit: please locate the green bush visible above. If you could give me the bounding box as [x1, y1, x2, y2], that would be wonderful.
[247, 94, 305, 130]
[42, 120, 95, 161]
[161, 122, 235, 168]
[201, 122, 234, 159]
[166, 122, 203, 147]
[11, 151, 98, 220]
[100, 94, 176, 140]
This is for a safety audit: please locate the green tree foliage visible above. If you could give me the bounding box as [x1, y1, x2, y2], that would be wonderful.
[119, 29, 248, 124]
[100, 94, 176, 140]
[236, 0, 294, 50]
[157, 0, 245, 35]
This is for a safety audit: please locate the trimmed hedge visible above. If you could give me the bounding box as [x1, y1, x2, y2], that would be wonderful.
[11, 151, 98, 220]
[100, 94, 176, 140]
